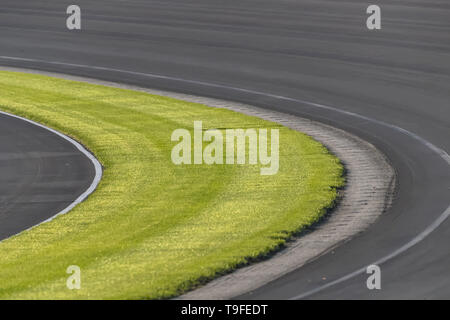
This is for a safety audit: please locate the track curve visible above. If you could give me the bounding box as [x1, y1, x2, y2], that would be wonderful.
[0, 111, 97, 241]
[1, 0, 449, 299]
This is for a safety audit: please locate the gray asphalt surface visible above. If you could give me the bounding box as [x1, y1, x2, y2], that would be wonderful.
[0, 0, 449, 299]
[0, 113, 95, 240]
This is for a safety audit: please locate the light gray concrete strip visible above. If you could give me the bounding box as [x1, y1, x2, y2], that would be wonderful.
[179, 98, 395, 299]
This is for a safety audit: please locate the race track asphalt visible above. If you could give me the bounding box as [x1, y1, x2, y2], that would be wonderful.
[0, 112, 95, 240]
[0, 0, 449, 299]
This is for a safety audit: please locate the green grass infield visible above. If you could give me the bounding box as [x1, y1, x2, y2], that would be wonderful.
[0, 71, 344, 299]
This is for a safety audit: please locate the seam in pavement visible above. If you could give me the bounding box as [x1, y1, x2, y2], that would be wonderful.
[0, 67, 395, 298]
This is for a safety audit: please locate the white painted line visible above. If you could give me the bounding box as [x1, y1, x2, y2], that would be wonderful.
[0, 109, 103, 239]
[0, 56, 449, 298]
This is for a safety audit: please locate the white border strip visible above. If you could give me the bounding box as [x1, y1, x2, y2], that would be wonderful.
[0, 109, 103, 237]
[1, 57, 449, 299]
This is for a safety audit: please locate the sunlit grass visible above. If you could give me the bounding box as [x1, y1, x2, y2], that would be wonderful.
[0, 71, 343, 299]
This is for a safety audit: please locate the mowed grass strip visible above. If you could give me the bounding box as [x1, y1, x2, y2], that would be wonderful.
[0, 71, 343, 299]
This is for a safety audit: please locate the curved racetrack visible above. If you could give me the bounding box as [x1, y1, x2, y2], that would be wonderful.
[0, 112, 95, 240]
[0, 0, 449, 299]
